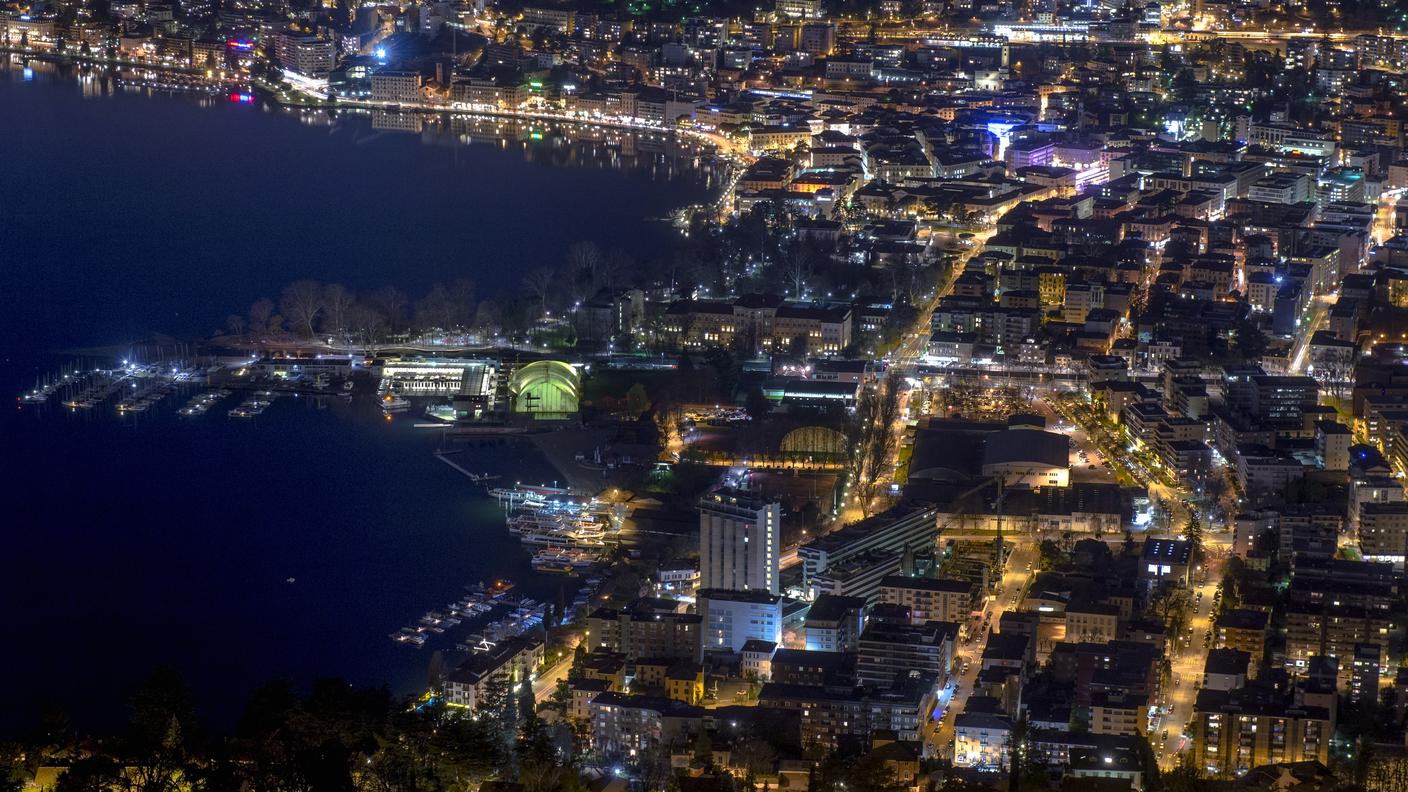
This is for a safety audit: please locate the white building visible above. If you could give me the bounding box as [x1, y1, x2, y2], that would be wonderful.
[954, 712, 1011, 769]
[739, 639, 777, 681]
[443, 634, 543, 709]
[371, 71, 422, 104]
[699, 489, 780, 594]
[378, 358, 497, 396]
[274, 32, 335, 77]
[698, 589, 782, 655]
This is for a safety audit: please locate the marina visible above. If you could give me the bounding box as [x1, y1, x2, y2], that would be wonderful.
[493, 484, 624, 573]
[178, 390, 232, 416]
[115, 372, 186, 414]
[228, 391, 284, 418]
[13, 361, 210, 412]
[389, 579, 549, 653]
[18, 363, 97, 404]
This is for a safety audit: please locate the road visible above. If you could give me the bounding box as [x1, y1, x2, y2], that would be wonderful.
[532, 638, 583, 704]
[1153, 525, 1235, 769]
[892, 230, 997, 369]
[1288, 294, 1335, 375]
[836, 229, 992, 520]
[925, 540, 1039, 757]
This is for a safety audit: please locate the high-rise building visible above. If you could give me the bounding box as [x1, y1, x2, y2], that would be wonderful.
[699, 489, 780, 594]
[273, 31, 335, 77]
[1191, 687, 1331, 775]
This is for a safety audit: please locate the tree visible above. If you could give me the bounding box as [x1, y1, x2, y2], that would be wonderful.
[473, 300, 502, 333]
[784, 241, 812, 299]
[368, 287, 409, 334]
[345, 301, 385, 344]
[692, 730, 714, 765]
[126, 666, 197, 792]
[0, 745, 25, 792]
[1183, 512, 1203, 558]
[1234, 318, 1267, 362]
[523, 268, 556, 318]
[474, 673, 517, 769]
[1162, 754, 1202, 792]
[1366, 754, 1408, 791]
[446, 278, 477, 327]
[248, 297, 276, 335]
[566, 241, 605, 301]
[322, 284, 354, 334]
[848, 372, 905, 515]
[1037, 539, 1070, 571]
[279, 280, 325, 339]
[414, 282, 458, 331]
[516, 701, 556, 768]
[53, 757, 124, 792]
[568, 644, 588, 679]
[654, 399, 685, 456]
[745, 385, 771, 422]
[599, 250, 632, 294]
[625, 383, 651, 419]
[1218, 556, 1245, 614]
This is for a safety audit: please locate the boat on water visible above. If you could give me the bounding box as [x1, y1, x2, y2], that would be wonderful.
[179, 390, 230, 416]
[531, 546, 603, 571]
[229, 400, 269, 419]
[390, 628, 428, 647]
[489, 483, 571, 500]
[381, 394, 410, 413]
[392, 578, 525, 649]
[425, 403, 457, 422]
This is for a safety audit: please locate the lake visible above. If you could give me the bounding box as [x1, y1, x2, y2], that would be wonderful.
[0, 56, 716, 733]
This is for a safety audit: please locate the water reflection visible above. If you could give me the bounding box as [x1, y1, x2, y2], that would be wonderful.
[5, 55, 725, 191]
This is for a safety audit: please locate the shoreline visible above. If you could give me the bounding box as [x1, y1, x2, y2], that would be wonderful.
[527, 426, 617, 495]
[3, 46, 748, 154]
[4, 46, 751, 204]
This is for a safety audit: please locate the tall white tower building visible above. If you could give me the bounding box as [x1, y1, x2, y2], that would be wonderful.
[699, 488, 780, 594]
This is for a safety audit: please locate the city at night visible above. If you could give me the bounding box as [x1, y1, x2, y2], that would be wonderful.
[5, 0, 1408, 789]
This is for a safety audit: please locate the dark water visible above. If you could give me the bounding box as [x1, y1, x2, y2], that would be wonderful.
[0, 57, 713, 733]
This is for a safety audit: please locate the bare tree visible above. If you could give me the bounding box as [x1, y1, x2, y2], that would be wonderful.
[447, 277, 476, 327]
[474, 299, 502, 331]
[225, 314, 247, 336]
[848, 371, 904, 516]
[414, 282, 458, 330]
[368, 286, 409, 333]
[346, 301, 384, 344]
[604, 249, 636, 292]
[280, 279, 325, 338]
[523, 268, 555, 317]
[785, 242, 812, 299]
[566, 241, 604, 284]
[248, 298, 275, 335]
[322, 283, 354, 333]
